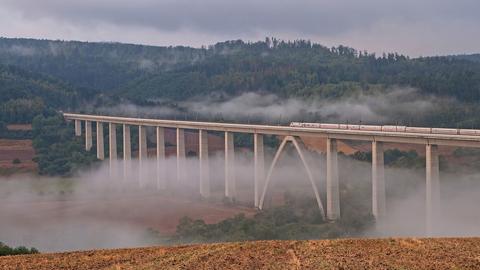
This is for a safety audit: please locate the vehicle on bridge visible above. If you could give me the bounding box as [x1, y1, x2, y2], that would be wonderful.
[289, 122, 480, 136]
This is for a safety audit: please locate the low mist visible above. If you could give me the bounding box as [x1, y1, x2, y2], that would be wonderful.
[2, 139, 480, 252]
[89, 87, 452, 125]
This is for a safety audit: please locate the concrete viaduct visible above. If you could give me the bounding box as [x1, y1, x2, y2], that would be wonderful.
[64, 113, 480, 232]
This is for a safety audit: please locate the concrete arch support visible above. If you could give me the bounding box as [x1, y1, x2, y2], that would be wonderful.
[75, 120, 82, 136]
[109, 123, 117, 160]
[176, 128, 186, 184]
[225, 132, 236, 199]
[372, 141, 386, 219]
[96, 122, 104, 160]
[199, 130, 210, 198]
[156, 127, 166, 190]
[426, 144, 440, 235]
[254, 133, 265, 208]
[123, 124, 131, 181]
[138, 126, 147, 188]
[138, 126, 148, 160]
[259, 136, 325, 220]
[326, 138, 340, 220]
[109, 123, 117, 178]
[85, 121, 92, 151]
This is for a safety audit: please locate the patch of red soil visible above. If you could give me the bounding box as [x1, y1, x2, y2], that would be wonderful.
[0, 139, 37, 172]
[6, 124, 32, 131]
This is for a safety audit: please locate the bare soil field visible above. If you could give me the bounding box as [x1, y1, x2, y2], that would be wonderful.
[1, 238, 479, 269]
[0, 139, 37, 174]
[6, 124, 32, 131]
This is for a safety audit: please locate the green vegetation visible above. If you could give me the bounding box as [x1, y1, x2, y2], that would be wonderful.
[0, 242, 38, 256]
[161, 191, 373, 244]
[350, 149, 425, 169]
[0, 37, 480, 127]
[0, 65, 77, 124]
[32, 113, 97, 176]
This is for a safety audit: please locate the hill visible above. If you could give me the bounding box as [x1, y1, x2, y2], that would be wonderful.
[0, 37, 203, 93]
[0, 64, 78, 123]
[1, 238, 479, 269]
[452, 54, 480, 63]
[1, 37, 480, 104]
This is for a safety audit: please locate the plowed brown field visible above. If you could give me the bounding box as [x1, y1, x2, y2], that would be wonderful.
[1, 238, 479, 270]
[0, 139, 37, 174]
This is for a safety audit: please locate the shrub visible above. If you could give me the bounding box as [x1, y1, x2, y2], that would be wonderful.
[0, 242, 39, 256]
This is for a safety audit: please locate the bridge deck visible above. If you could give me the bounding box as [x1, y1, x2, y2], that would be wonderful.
[63, 113, 480, 148]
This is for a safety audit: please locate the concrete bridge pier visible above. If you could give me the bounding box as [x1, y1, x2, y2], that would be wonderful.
[75, 120, 82, 136]
[254, 133, 265, 208]
[156, 127, 166, 190]
[225, 131, 236, 199]
[199, 130, 210, 198]
[123, 124, 131, 182]
[85, 121, 92, 151]
[109, 123, 117, 178]
[372, 141, 386, 219]
[96, 122, 104, 160]
[176, 128, 186, 184]
[138, 126, 147, 188]
[426, 144, 440, 236]
[326, 138, 340, 220]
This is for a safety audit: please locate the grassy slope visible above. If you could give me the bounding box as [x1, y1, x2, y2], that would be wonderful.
[1, 238, 479, 269]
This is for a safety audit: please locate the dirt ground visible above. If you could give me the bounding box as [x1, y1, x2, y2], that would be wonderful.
[6, 124, 32, 131]
[1, 238, 479, 269]
[0, 139, 37, 174]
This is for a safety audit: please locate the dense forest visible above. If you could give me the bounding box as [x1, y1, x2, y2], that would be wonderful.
[0, 37, 480, 126]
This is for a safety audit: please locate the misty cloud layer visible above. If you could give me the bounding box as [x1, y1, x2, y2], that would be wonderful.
[93, 88, 448, 125]
[1, 141, 480, 252]
[1, 0, 479, 56]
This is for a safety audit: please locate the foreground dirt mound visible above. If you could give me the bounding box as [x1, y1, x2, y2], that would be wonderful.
[1, 238, 479, 269]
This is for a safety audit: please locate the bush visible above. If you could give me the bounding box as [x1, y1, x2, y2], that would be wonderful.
[32, 113, 98, 176]
[12, 158, 21, 164]
[171, 191, 373, 245]
[0, 242, 39, 256]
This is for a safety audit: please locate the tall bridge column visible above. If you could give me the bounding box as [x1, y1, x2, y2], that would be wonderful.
[138, 126, 148, 159]
[123, 124, 131, 181]
[75, 120, 82, 136]
[225, 131, 236, 199]
[96, 122, 104, 160]
[199, 130, 210, 198]
[254, 133, 265, 208]
[426, 144, 440, 235]
[109, 123, 117, 177]
[176, 128, 186, 184]
[372, 141, 386, 219]
[326, 138, 340, 220]
[85, 121, 92, 151]
[138, 126, 147, 187]
[156, 127, 166, 190]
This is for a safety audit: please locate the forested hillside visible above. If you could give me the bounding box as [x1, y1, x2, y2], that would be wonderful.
[1, 37, 480, 127]
[0, 64, 77, 123]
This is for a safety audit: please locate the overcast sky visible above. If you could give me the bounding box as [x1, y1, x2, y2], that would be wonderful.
[0, 0, 479, 57]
